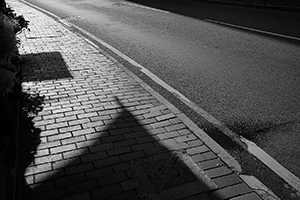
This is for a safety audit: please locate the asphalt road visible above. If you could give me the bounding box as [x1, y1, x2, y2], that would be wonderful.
[21, 0, 300, 197]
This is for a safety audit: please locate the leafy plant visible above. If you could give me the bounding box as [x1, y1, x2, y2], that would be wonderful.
[0, 12, 18, 61]
[0, 0, 29, 33]
[0, 0, 29, 95]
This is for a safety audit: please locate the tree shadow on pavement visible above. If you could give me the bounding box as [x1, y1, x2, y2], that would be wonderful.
[21, 51, 73, 82]
[20, 97, 219, 200]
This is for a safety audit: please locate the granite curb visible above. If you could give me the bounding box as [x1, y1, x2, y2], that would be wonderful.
[2, 0, 268, 199]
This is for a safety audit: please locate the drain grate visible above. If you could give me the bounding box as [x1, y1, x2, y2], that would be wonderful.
[131, 152, 217, 200]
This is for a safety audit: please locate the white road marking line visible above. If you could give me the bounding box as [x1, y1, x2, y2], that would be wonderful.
[121, 2, 170, 14]
[205, 19, 300, 41]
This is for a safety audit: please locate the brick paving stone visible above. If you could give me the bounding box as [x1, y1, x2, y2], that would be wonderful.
[77, 112, 98, 119]
[174, 134, 198, 143]
[131, 143, 156, 151]
[148, 127, 167, 135]
[101, 134, 125, 143]
[165, 123, 186, 132]
[212, 174, 243, 188]
[113, 139, 137, 148]
[138, 118, 157, 125]
[131, 124, 152, 132]
[167, 142, 190, 151]
[209, 186, 239, 200]
[52, 158, 81, 170]
[50, 144, 76, 154]
[46, 122, 68, 130]
[231, 193, 262, 200]
[190, 154, 206, 163]
[182, 193, 211, 200]
[55, 174, 85, 187]
[109, 128, 132, 135]
[59, 125, 82, 133]
[119, 151, 145, 161]
[25, 163, 52, 176]
[68, 119, 91, 127]
[52, 107, 73, 114]
[113, 162, 131, 172]
[169, 117, 182, 124]
[97, 172, 128, 187]
[67, 180, 98, 195]
[155, 113, 176, 121]
[187, 145, 210, 155]
[26, 180, 54, 194]
[34, 169, 65, 183]
[61, 135, 86, 145]
[35, 149, 50, 157]
[105, 191, 139, 200]
[56, 115, 77, 123]
[76, 139, 102, 149]
[197, 158, 225, 170]
[93, 156, 121, 169]
[63, 148, 89, 159]
[202, 151, 218, 160]
[187, 139, 204, 147]
[64, 110, 85, 116]
[121, 179, 140, 191]
[205, 166, 233, 179]
[34, 154, 63, 165]
[91, 184, 123, 199]
[107, 146, 132, 156]
[47, 132, 72, 142]
[89, 143, 114, 153]
[81, 151, 108, 163]
[123, 131, 146, 139]
[29, 188, 67, 200]
[86, 167, 114, 180]
[178, 129, 192, 135]
[65, 163, 94, 175]
[233, 183, 253, 195]
[39, 129, 59, 137]
[72, 128, 95, 136]
[34, 119, 55, 126]
[157, 131, 180, 140]
[60, 192, 92, 200]
[150, 120, 171, 129]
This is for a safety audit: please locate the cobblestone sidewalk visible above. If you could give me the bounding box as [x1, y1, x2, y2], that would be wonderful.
[4, 0, 264, 199]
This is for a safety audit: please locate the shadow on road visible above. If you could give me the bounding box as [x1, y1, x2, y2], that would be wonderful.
[127, 0, 300, 45]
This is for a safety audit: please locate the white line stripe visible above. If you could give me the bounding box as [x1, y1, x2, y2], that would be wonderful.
[205, 19, 300, 41]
